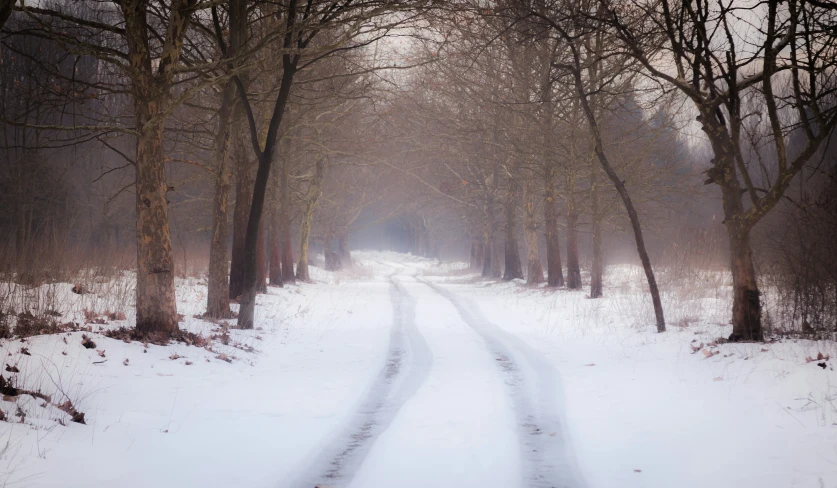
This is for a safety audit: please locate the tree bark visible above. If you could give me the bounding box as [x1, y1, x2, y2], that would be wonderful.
[482, 202, 494, 277]
[565, 174, 582, 289]
[296, 157, 324, 282]
[123, 0, 195, 335]
[134, 109, 178, 335]
[523, 174, 544, 284]
[229, 138, 251, 301]
[337, 229, 351, 267]
[503, 177, 524, 281]
[268, 160, 283, 286]
[710, 136, 763, 341]
[590, 173, 603, 298]
[205, 81, 235, 318]
[279, 148, 295, 283]
[543, 166, 564, 287]
[255, 216, 267, 293]
[236, 56, 298, 329]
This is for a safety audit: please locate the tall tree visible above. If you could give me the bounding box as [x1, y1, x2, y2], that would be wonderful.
[603, 0, 837, 340]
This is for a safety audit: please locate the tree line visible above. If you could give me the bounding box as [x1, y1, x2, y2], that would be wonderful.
[1, 0, 835, 342]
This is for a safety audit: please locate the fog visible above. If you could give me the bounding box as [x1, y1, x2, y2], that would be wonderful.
[0, 1, 836, 486]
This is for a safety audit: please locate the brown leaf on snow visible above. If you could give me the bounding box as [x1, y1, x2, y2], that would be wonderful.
[184, 361, 193, 366]
[216, 353, 232, 363]
[713, 376, 723, 381]
[123, 358, 129, 366]
[584, 363, 596, 367]
[5, 364, 19, 373]
[81, 335, 96, 349]
[702, 348, 718, 358]
[634, 469, 642, 473]
[97, 350, 106, 358]
[806, 356, 815, 363]
[169, 353, 181, 360]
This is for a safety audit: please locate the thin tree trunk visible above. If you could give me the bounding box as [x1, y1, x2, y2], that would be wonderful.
[296, 206, 315, 281]
[296, 157, 324, 281]
[236, 58, 298, 329]
[566, 173, 582, 289]
[523, 174, 544, 284]
[543, 166, 564, 286]
[503, 177, 524, 281]
[205, 81, 235, 318]
[572, 60, 665, 331]
[482, 202, 494, 277]
[279, 148, 295, 283]
[268, 162, 283, 286]
[337, 230, 351, 267]
[590, 173, 603, 298]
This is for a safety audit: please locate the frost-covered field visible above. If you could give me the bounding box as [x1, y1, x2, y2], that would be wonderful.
[0, 251, 834, 488]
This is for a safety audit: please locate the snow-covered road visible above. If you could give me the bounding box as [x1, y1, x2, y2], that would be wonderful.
[2, 251, 836, 488]
[293, 263, 584, 488]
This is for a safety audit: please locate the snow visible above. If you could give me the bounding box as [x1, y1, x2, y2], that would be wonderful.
[0, 252, 834, 487]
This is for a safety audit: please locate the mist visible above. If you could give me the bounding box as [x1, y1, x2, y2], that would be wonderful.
[0, 1, 835, 487]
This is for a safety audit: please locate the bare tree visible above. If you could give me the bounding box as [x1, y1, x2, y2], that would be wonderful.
[603, 0, 837, 340]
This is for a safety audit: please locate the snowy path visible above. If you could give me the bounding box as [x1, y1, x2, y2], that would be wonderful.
[417, 276, 585, 488]
[292, 261, 585, 488]
[290, 271, 433, 488]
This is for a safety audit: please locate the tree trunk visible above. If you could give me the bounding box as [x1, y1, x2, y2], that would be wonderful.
[471, 240, 484, 270]
[255, 216, 267, 293]
[482, 202, 494, 277]
[229, 138, 251, 301]
[590, 168, 603, 298]
[543, 167, 564, 287]
[205, 81, 235, 318]
[727, 224, 762, 341]
[268, 163, 283, 286]
[324, 234, 342, 271]
[296, 205, 314, 281]
[590, 164, 604, 298]
[566, 175, 582, 289]
[523, 175, 544, 284]
[572, 62, 666, 331]
[279, 150, 295, 283]
[337, 230, 351, 267]
[134, 109, 178, 335]
[236, 60, 298, 329]
[123, 0, 193, 336]
[503, 179, 524, 281]
[296, 157, 324, 282]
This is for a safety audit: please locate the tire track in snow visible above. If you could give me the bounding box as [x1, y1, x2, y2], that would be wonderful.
[289, 272, 432, 488]
[418, 276, 587, 488]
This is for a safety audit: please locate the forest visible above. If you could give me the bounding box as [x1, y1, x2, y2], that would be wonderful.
[0, 0, 835, 487]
